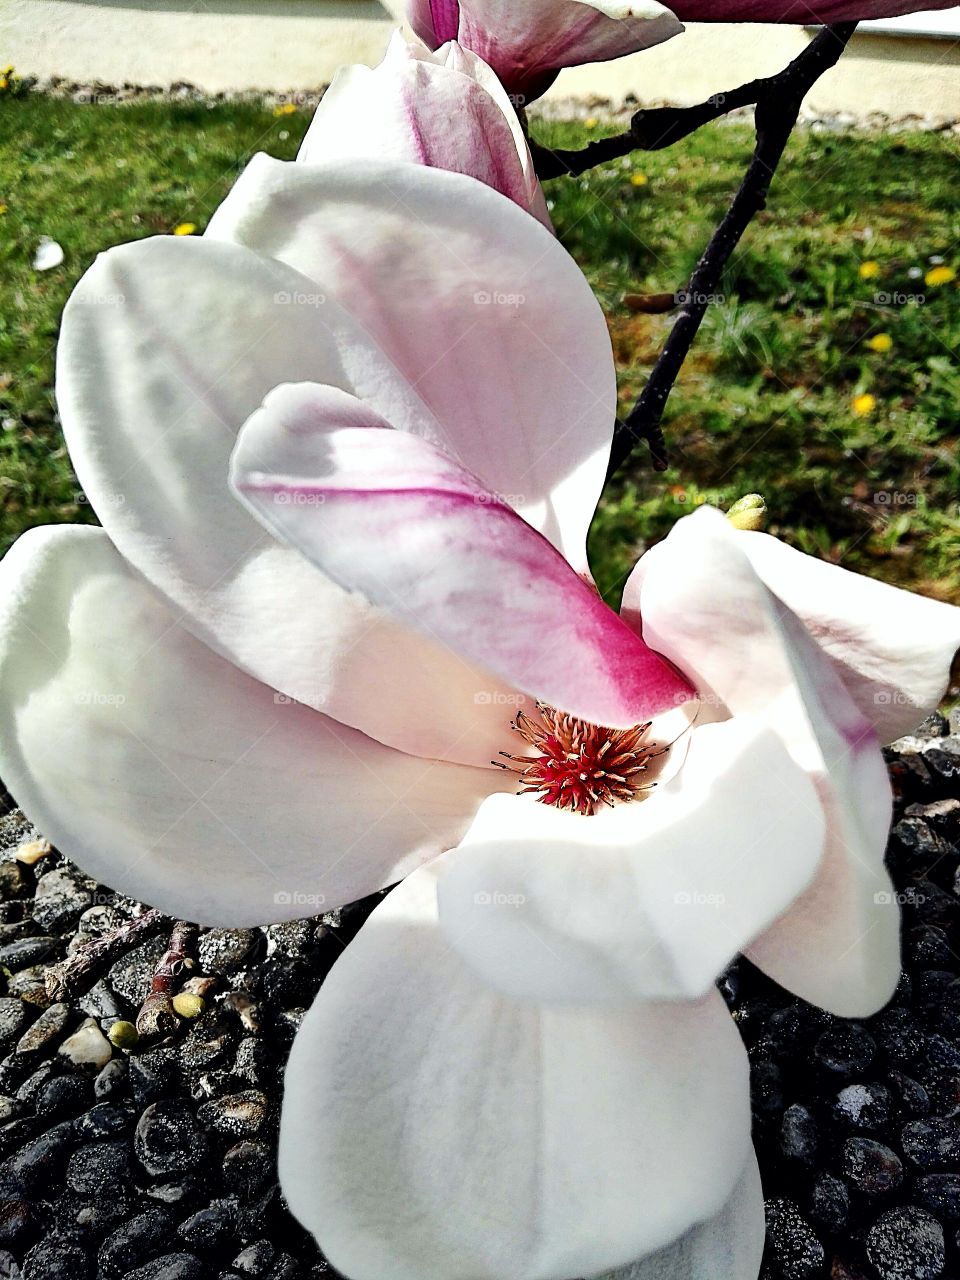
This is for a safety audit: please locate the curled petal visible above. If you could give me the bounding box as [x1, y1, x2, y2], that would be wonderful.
[0, 526, 499, 924]
[57, 233, 519, 768]
[437, 716, 824, 1005]
[383, 0, 683, 102]
[206, 155, 616, 574]
[300, 33, 550, 227]
[232, 382, 693, 728]
[739, 530, 960, 744]
[626, 507, 900, 1017]
[671, 0, 956, 21]
[280, 858, 753, 1280]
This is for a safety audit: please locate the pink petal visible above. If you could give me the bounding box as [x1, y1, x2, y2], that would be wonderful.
[740, 530, 960, 744]
[57, 233, 524, 769]
[207, 155, 615, 576]
[300, 33, 550, 228]
[232, 382, 693, 728]
[672, 0, 956, 20]
[626, 508, 900, 1016]
[387, 0, 682, 101]
[0, 526, 502, 926]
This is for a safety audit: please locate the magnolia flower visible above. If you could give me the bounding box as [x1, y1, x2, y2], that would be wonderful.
[669, 0, 958, 22]
[382, 0, 683, 102]
[387, 0, 958, 101]
[300, 33, 550, 227]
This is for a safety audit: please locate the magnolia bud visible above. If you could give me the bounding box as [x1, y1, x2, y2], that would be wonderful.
[727, 493, 766, 531]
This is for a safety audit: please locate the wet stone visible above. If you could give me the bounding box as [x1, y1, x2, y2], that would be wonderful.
[842, 1137, 903, 1195]
[129, 1049, 179, 1108]
[765, 1198, 825, 1279]
[888, 1071, 931, 1118]
[865, 1206, 946, 1280]
[124, 1253, 205, 1280]
[902, 1118, 960, 1170]
[0, 1171, 30, 1245]
[66, 1139, 130, 1196]
[221, 1142, 272, 1201]
[78, 979, 124, 1025]
[814, 1023, 876, 1078]
[177, 1200, 236, 1251]
[134, 1101, 209, 1177]
[21, 1238, 92, 1280]
[14, 1004, 68, 1057]
[78, 1101, 134, 1141]
[197, 929, 260, 977]
[34, 1074, 88, 1121]
[108, 935, 169, 1006]
[94, 1058, 128, 1100]
[0, 939, 57, 974]
[0, 1004, 29, 1048]
[809, 1173, 849, 1233]
[9, 1119, 77, 1193]
[780, 1104, 818, 1167]
[233, 1238, 274, 1274]
[30, 866, 92, 934]
[197, 1090, 268, 1138]
[750, 1058, 784, 1116]
[916, 1174, 960, 1223]
[99, 1208, 172, 1278]
[834, 1082, 893, 1132]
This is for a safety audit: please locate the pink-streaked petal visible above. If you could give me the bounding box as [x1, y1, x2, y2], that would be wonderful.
[57, 233, 524, 768]
[437, 716, 824, 1005]
[299, 34, 550, 228]
[740, 530, 960, 743]
[387, 0, 682, 101]
[671, 0, 955, 21]
[626, 507, 900, 1017]
[596, 1150, 764, 1280]
[232, 382, 693, 728]
[206, 155, 614, 575]
[0, 527, 503, 926]
[280, 858, 753, 1280]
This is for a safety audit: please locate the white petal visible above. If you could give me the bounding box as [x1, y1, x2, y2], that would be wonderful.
[436, 716, 824, 1005]
[57, 232, 521, 768]
[33, 236, 64, 270]
[280, 858, 752, 1280]
[0, 526, 501, 925]
[595, 1149, 764, 1280]
[740, 530, 960, 743]
[626, 507, 900, 1017]
[206, 154, 615, 573]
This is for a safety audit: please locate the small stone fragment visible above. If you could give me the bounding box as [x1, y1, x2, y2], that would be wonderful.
[58, 1018, 112, 1068]
[842, 1137, 903, 1195]
[13, 839, 51, 867]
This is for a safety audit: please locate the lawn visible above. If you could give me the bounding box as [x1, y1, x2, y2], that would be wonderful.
[0, 94, 957, 607]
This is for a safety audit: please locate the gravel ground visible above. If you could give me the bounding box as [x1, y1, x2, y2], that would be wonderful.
[0, 712, 955, 1279]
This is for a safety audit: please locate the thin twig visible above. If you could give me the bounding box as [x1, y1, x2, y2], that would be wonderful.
[136, 919, 197, 1040]
[45, 907, 168, 1002]
[607, 22, 858, 475]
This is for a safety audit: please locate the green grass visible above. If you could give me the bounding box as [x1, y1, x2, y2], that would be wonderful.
[0, 96, 957, 606]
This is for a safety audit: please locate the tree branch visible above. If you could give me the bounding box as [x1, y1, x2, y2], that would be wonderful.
[604, 22, 858, 475]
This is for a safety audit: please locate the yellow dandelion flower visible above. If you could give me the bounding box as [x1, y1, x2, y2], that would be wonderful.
[273, 102, 297, 117]
[852, 393, 877, 417]
[858, 261, 880, 280]
[584, 117, 598, 130]
[924, 265, 955, 287]
[630, 172, 648, 187]
[173, 222, 196, 236]
[0, 204, 7, 217]
[866, 333, 893, 354]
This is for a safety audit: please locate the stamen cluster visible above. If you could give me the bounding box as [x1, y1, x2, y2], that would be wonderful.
[496, 703, 663, 816]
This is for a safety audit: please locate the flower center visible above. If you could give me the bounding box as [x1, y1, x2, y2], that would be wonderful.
[495, 703, 665, 816]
